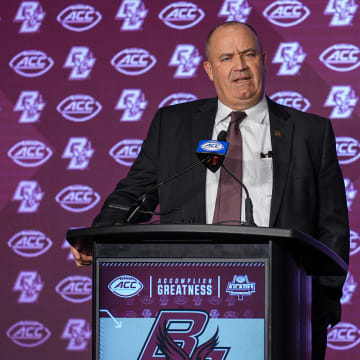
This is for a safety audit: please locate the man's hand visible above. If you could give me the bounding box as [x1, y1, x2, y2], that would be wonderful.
[70, 245, 93, 267]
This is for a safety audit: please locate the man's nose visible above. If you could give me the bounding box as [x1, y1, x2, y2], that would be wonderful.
[233, 54, 247, 70]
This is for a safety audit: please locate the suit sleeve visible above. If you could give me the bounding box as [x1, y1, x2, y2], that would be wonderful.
[92, 109, 162, 226]
[312, 119, 350, 326]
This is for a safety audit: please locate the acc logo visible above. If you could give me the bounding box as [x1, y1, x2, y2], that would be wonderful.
[111, 48, 156, 76]
[14, 91, 46, 123]
[159, 2, 205, 30]
[8, 230, 52, 258]
[61, 319, 91, 351]
[159, 92, 197, 108]
[7, 320, 51, 348]
[8, 140, 53, 167]
[341, 272, 357, 305]
[63, 46, 96, 80]
[55, 275, 92, 303]
[55, 185, 100, 213]
[108, 275, 144, 298]
[109, 139, 143, 166]
[263, 1, 310, 27]
[115, 0, 148, 31]
[336, 137, 360, 164]
[350, 229, 360, 256]
[57, 94, 102, 122]
[320, 44, 360, 72]
[201, 141, 224, 151]
[324, 0, 358, 26]
[324, 86, 358, 119]
[328, 322, 360, 350]
[62, 137, 94, 170]
[115, 89, 148, 121]
[14, 1, 46, 33]
[272, 42, 306, 75]
[270, 91, 310, 111]
[9, 50, 54, 77]
[57, 4, 102, 32]
[169, 44, 202, 78]
[345, 178, 358, 210]
[13, 181, 44, 213]
[218, 0, 252, 22]
[226, 275, 256, 301]
[13, 271, 44, 303]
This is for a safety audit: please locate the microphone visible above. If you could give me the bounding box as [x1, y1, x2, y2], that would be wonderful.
[195, 138, 228, 172]
[203, 131, 256, 227]
[125, 139, 226, 223]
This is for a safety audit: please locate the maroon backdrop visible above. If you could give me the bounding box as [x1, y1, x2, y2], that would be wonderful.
[1, 1, 360, 359]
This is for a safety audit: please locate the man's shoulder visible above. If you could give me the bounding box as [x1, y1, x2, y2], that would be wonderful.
[159, 97, 217, 114]
[267, 97, 330, 126]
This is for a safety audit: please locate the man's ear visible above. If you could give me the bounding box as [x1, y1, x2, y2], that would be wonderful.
[203, 60, 214, 81]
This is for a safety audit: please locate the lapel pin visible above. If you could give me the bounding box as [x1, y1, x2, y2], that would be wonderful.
[274, 130, 281, 137]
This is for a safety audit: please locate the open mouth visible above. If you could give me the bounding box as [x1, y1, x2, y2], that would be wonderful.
[233, 77, 251, 83]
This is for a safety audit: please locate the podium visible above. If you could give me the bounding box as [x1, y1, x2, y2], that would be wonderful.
[67, 225, 347, 360]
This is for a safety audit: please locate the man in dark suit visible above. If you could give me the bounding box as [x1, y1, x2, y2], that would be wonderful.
[71, 21, 349, 359]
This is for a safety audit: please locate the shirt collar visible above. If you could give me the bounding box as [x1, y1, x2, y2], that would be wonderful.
[216, 95, 268, 126]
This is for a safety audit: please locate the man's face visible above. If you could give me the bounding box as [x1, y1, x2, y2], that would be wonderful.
[204, 24, 267, 110]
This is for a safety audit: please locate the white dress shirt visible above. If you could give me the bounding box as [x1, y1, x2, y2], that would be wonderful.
[206, 96, 273, 227]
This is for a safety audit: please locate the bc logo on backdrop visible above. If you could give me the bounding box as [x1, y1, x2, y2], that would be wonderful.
[13, 271, 44, 303]
[14, 91, 46, 123]
[341, 272, 358, 305]
[324, 0, 358, 26]
[14, 1, 46, 33]
[62, 138, 95, 170]
[63, 47, 96, 80]
[169, 44, 202, 78]
[61, 319, 91, 351]
[324, 86, 358, 119]
[272, 42, 306, 76]
[218, 0, 252, 22]
[115, 89, 148, 122]
[13, 181, 44, 213]
[116, 0, 148, 31]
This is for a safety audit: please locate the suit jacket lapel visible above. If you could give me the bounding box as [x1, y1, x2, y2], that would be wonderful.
[268, 98, 294, 227]
[191, 98, 218, 223]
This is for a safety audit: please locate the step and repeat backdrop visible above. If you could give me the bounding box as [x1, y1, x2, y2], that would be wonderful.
[1, 1, 360, 359]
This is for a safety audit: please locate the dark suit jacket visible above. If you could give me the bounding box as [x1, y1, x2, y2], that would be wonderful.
[94, 97, 349, 326]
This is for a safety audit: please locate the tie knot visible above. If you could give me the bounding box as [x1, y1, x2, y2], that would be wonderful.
[230, 111, 246, 125]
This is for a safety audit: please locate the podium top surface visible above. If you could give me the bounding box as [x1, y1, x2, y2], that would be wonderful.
[66, 224, 347, 275]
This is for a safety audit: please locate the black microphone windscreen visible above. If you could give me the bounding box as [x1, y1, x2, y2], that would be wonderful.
[217, 130, 227, 142]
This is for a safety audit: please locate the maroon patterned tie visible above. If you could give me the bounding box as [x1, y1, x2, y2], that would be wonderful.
[213, 111, 247, 224]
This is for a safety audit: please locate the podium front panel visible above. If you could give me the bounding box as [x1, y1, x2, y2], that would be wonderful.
[95, 258, 268, 360]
